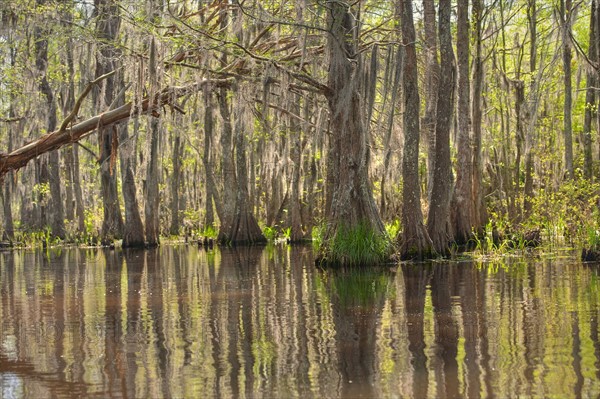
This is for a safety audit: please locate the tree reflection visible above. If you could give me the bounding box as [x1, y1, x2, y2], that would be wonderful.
[402, 263, 431, 399]
[320, 266, 393, 398]
[2, 248, 600, 397]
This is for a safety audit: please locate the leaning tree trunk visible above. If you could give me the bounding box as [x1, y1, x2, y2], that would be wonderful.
[319, 1, 388, 266]
[427, 0, 455, 256]
[95, 0, 124, 242]
[451, 0, 474, 246]
[400, 0, 435, 260]
[34, 0, 66, 239]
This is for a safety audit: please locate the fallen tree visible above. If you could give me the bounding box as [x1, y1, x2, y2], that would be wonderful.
[0, 76, 233, 179]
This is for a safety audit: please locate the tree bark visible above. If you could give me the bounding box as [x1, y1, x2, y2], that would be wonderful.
[427, 0, 455, 255]
[451, 0, 474, 246]
[400, 0, 434, 260]
[319, 1, 387, 265]
[95, 0, 124, 242]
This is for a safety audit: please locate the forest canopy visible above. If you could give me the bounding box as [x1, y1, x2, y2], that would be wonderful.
[0, 0, 598, 263]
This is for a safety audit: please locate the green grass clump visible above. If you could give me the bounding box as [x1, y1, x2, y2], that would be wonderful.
[311, 223, 326, 250]
[323, 222, 392, 266]
[201, 225, 218, 239]
[263, 226, 277, 241]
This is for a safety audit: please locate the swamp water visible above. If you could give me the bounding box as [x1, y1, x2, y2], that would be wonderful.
[1, 245, 600, 398]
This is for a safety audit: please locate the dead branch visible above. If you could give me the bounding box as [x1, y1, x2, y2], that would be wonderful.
[58, 70, 115, 133]
[0, 78, 233, 179]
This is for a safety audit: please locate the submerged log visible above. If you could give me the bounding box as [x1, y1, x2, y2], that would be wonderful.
[0, 78, 233, 179]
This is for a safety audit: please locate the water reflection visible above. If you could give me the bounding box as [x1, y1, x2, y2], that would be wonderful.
[1, 247, 600, 398]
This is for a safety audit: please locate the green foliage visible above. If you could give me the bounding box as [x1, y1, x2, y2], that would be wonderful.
[586, 226, 600, 251]
[13, 227, 61, 248]
[263, 226, 278, 242]
[321, 222, 392, 266]
[182, 209, 202, 236]
[311, 223, 326, 250]
[385, 219, 401, 240]
[262, 226, 292, 243]
[201, 225, 218, 239]
[527, 179, 600, 247]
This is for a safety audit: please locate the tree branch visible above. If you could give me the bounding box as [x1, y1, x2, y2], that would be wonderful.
[0, 78, 233, 179]
[58, 70, 116, 133]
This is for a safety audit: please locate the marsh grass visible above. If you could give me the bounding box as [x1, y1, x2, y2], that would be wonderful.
[320, 222, 393, 267]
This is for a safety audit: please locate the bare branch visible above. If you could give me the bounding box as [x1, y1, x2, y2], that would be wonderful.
[58, 70, 116, 133]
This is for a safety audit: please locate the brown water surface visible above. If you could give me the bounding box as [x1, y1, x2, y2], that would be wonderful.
[1, 245, 600, 398]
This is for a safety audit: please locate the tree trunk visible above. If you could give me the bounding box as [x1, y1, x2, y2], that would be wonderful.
[380, 46, 403, 221]
[451, 0, 474, 246]
[119, 124, 146, 248]
[400, 0, 434, 260]
[422, 0, 439, 202]
[523, 0, 538, 216]
[95, 0, 124, 242]
[217, 86, 238, 242]
[427, 0, 455, 255]
[319, 1, 388, 265]
[288, 94, 305, 242]
[145, 39, 161, 247]
[561, 0, 574, 179]
[169, 122, 182, 236]
[62, 7, 75, 225]
[230, 92, 265, 244]
[202, 89, 222, 229]
[116, 68, 145, 248]
[2, 47, 17, 242]
[35, 0, 66, 239]
[583, 0, 597, 181]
